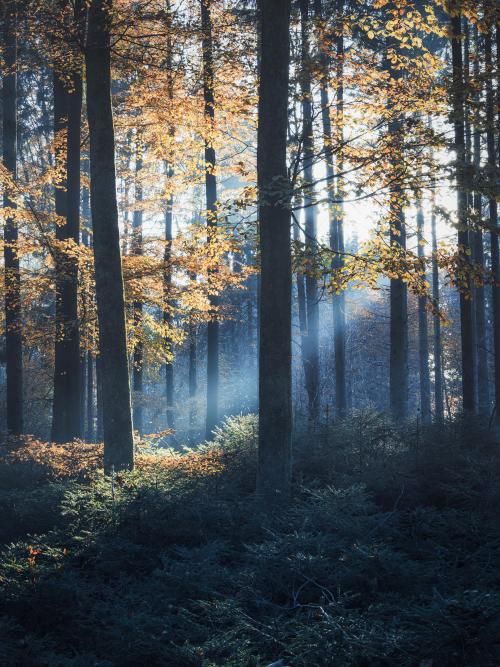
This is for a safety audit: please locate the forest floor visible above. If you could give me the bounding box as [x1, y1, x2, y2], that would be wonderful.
[0, 412, 499, 666]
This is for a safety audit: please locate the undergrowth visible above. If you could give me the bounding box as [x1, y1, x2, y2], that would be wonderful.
[0, 412, 499, 666]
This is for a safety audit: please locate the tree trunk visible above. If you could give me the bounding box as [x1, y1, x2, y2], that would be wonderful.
[484, 27, 500, 424]
[450, 12, 475, 414]
[164, 164, 175, 429]
[299, 0, 320, 423]
[132, 143, 144, 436]
[417, 201, 431, 424]
[188, 316, 197, 440]
[314, 0, 347, 419]
[333, 0, 347, 418]
[430, 170, 444, 422]
[257, 0, 292, 501]
[293, 215, 308, 338]
[386, 45, 408, 422]
[201, 0, 219, 438]
[2, 1, 23, 436]
[51, 48, 83, 442]
[85, 0, 134, 471]
[96, 355, 104, 442]
[472, 24, 490, 416]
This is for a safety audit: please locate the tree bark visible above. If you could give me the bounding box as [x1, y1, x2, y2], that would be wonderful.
[299, 0, 320, 423]
[386, 44, 408, 422]
[51, 43, 83, 442]
[257, 0, 292, 501]
[314, 0, 347, 419]
[201, 0, 219, 438]
[2, 1, 23, 436]
[417, 201, 431, 424]
[132, 143, 144, 436]
[164, 163, 175, 429]
[484, 26, 500, 424]
[85, 0, 134, 470]
[188, 315, 197, 440]
[430, 164, 444, 422]
[472, 24, 490, 416]
[450, 12, 475, 414]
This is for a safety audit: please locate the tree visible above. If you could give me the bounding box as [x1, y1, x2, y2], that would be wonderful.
[132, 140, 144, 436]
[257, 0, 292, 501]
[430, 165, 444, 422]
[2, 0, 23, 436]
[471, 23, 490, 416]
[85, 0, 134, 470]
[299, 0, 320, 423]
[417, 199, 431, 424]
[484, 22, 500, 424]
[51, 1, 83, 442]
[386, 41, 408, 422]
[201, 0, 219, 438]
[449, 7, 475, 414]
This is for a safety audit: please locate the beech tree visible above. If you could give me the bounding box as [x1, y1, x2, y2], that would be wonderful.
[2, 0, 23, 436]
[257, 0, 292, 500]
[85, 0, 134, 471]
[201, 0, 219, 438]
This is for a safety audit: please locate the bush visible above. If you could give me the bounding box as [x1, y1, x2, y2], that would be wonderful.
[0, 414, 499, 665]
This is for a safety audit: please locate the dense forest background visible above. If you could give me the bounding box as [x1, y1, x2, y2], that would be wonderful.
[0, 0, 499, 665]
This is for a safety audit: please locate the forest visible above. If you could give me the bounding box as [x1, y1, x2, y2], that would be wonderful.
[0, 0, 499, 664]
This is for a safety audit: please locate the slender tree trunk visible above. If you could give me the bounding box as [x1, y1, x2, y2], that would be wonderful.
[430, 171, 444, 422]
[51, 31, 83, 442]
[85, 0, 134, 471]
[450, 12, 475, 414]
[299, 0, 320, 422]
[484, 27, 500, 424]
[51, 73, 69, 442]
[417, 201, 431, 424]
[86, 354, 94, 441]
[314, 0, 347, 418]
[96, 355, 103, 442]
[257, 0, 292, 501]
[293, 215, 308, 338]
[2, 1, 23, 436]
[188, 315, 197, 439]
[132, 144, 144, 436]
[386, 45, 408, 422]
[472, 24, 490, 416]
[201, 0, 219, 438]
[333, 0, 347, 418]
[463, 20, 478, 407]
[164, 163, 175, 428]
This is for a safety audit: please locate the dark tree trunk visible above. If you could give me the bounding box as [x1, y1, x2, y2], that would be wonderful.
[132, 145, 144, 436]
[299, 0, 320, 422]
[81, 161, 96, 442]
[417, 202, 431, 424]
[257, 0, 292, 501]
[472, 25, 490, 416]
[51, 53, 83, 442]
[484, 27, 500, 424]
[86, 353, 95, 441]
[430, 172, 444, 422]
[2, 1, 23, 436]
[188, 316, 197, 435]
[85, 0, 134, 471]
[293, 215, 308, 338]
[314, 0, 347, 419]
[386, 46, 408, 422]
[96, 355, 103, 442]
[201, 0, 219, 438]
[333, 0, 347, 418]
[164, 164, 175, 429]
[450, 13, 475, 414]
